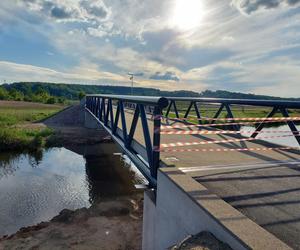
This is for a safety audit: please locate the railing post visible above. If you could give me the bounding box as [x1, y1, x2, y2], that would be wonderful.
[280, 107, 300, 145]
[139, 104, 153, 168]
[224, 104, 240, 131]
[152, 106, 162, 179]
[251, 107, 278, 138]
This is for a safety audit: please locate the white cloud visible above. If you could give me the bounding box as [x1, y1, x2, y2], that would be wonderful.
[1, 0, 300, 97]
[231, 0, 300, 14]
[0, 60, 124, 84]
[87, 27, 107, 38]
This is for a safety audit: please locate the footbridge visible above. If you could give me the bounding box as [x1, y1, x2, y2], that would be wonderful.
[85, 95, 300, 250]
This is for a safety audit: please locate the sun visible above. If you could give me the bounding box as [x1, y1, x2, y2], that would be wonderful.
[171, 0, 205, 30]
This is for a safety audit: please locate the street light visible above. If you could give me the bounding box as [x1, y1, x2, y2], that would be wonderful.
[128, 73, 134, 95]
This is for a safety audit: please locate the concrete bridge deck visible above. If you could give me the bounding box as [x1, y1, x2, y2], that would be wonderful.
[121, 108, 300, 249]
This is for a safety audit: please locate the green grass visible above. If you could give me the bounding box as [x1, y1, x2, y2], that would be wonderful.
[165, 103, 300, 126]
[0, 102, 63, 151]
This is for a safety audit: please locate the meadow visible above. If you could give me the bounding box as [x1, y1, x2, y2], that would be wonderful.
[164, 102, 300, 127]
[0, 101, 64, 151]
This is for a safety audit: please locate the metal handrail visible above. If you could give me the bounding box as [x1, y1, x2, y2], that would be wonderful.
[166, 97, 300, 108]
[86, 94, 168, 108]
[86, 95, 300, 186]
[165, 97, 300, 145]
[85, 95, 168, 187]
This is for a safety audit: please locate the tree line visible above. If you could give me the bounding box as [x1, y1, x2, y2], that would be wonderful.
[1, 82, 298, 103]
[0, 85, 68, 104]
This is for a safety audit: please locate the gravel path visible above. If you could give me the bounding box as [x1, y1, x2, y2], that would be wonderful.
[43, 104, 111, 146]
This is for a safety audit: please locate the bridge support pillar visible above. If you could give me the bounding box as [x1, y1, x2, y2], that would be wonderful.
[84, 108, 100, 129]
[142, 190, 156, 250]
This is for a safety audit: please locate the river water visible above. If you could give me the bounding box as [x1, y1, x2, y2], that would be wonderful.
[0, 143, 145, 236]
[241, 124, 300, 147]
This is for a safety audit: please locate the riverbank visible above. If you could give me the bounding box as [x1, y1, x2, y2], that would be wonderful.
[0, 197, 143, 250]
[0, 101, 64, 151]
[0, 102, 145, 250]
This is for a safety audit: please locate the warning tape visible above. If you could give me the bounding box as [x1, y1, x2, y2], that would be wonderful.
[156, 146, 300, 153]
[160, 135, 295, 148]
[160, 119, 298, 130]
[160, 130, 300, 135]
[164, 116, 300, 122]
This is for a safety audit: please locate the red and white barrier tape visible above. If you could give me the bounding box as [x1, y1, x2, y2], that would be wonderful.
[160, 135, 295, 148]
[160, 119, 298, 130]
[160, 130, 300, 135]
[164, 116, 300, 122]
[156, 146, 300, 153]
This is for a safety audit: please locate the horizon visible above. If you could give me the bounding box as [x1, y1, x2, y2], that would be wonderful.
[3, 81, 300, 100]
[1, 0, 300, 97]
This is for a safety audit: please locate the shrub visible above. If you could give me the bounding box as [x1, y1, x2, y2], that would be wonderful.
[46, 97, 56, 104]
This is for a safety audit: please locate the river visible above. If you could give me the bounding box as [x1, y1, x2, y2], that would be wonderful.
[0, 143, 145, 236]
[241, 124, 299, 147]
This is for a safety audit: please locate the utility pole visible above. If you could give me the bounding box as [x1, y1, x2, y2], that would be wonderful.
[128, 73, 134, 95]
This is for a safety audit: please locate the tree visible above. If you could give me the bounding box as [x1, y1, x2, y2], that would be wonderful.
[9, 88, 24, 101]
[0, 87, 9, 100]
[78, 91, 85, 100]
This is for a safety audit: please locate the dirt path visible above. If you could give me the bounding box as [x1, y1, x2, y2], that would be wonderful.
[43, 104, 111, 146]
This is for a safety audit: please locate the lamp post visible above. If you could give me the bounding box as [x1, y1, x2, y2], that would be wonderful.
[128, 73, 134, 95]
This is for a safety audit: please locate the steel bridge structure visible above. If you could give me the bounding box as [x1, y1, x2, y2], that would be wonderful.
[85, 95, 300, 187]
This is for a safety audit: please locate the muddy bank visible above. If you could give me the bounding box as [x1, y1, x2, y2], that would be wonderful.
[0, 198, 143, 250]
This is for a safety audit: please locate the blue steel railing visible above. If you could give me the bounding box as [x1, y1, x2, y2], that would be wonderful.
[85, 95, 168, 187]
[86, 95, 300, 186]
[165, 97, 300, 145]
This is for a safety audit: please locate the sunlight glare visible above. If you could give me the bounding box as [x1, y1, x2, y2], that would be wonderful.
[172, 0, 204, 30]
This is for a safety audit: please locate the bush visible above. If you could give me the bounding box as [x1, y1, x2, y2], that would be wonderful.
[30, 135, 43, 149]
[46, 97, 56, 104]
[57, 97, 66, 104]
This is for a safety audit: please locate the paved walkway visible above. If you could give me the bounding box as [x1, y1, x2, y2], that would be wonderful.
[121, 108, 300, 249]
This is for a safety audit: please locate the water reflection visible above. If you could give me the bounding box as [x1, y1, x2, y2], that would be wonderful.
[0, 150, 46, 179]
[84, 147, 142, 203]
[0, 143, 144, 236]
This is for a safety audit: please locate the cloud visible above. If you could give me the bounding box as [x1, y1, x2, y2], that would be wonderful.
[87, 27, 107, 38]
[19, 0, 110, 23]
[0, 60, 126, 84]
[80, 0, 109, 20]
[150, 71, 180, 82]
[232, 0, 300, 14]
[50, 6, 72, 19]
[2, 0, 300, 97]
[19, 0, 78, 20]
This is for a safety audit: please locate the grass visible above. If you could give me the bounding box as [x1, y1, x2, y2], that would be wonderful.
[165, 103, 300, 127]
[0, 101, 64, 151]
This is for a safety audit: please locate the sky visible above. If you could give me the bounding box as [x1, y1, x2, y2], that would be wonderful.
[0, 0, 300, 97]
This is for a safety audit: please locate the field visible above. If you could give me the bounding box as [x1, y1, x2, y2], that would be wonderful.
[0, 101, 64, 151]
[165, 102, 300, 126]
